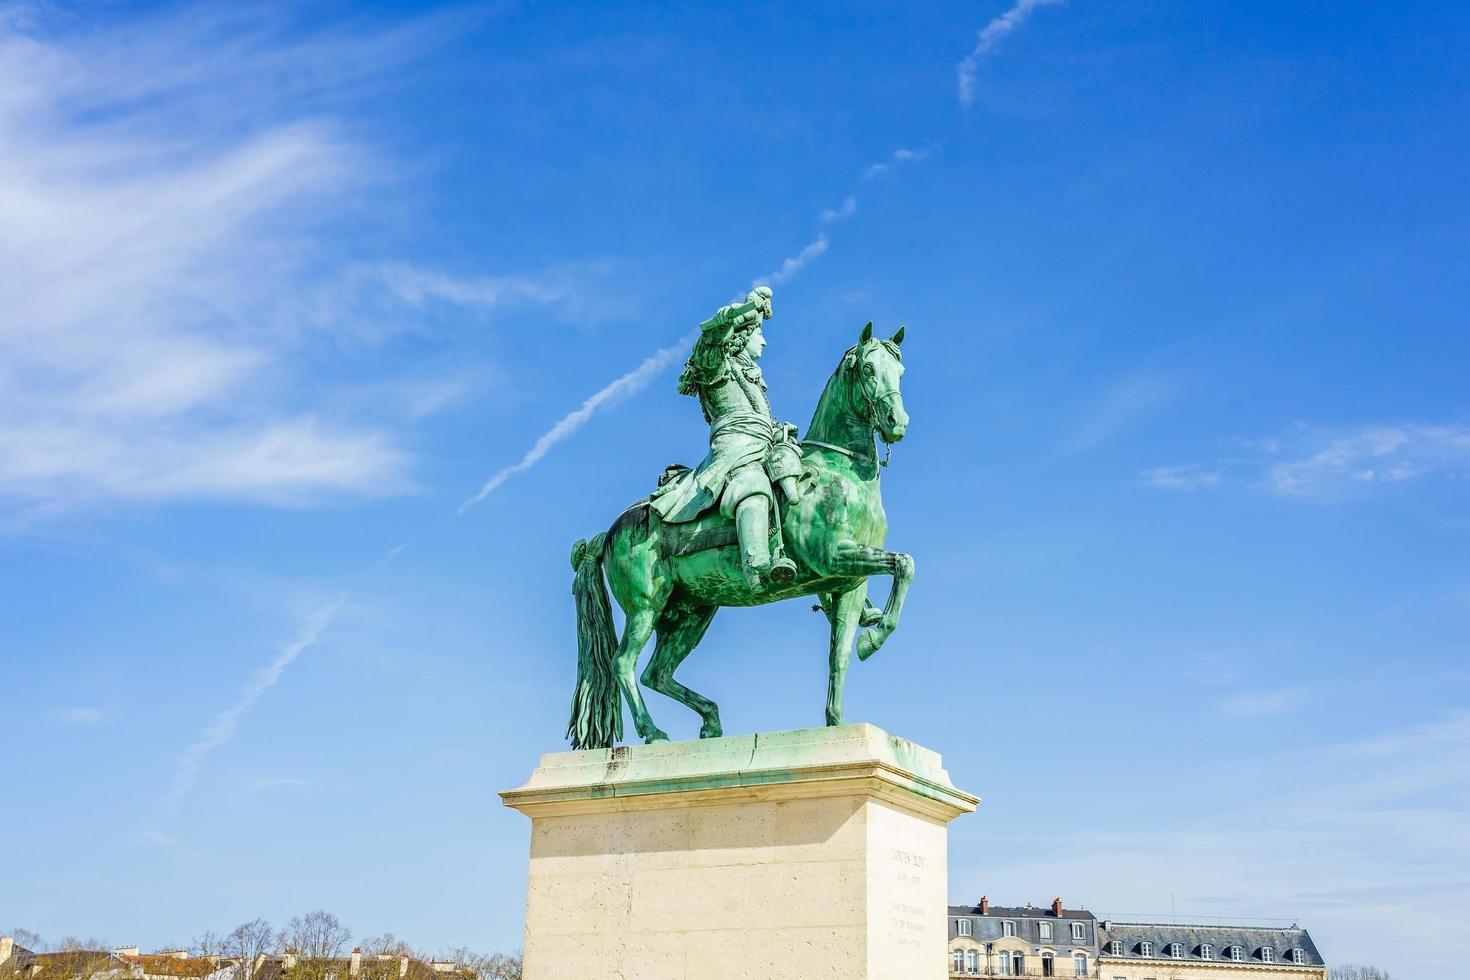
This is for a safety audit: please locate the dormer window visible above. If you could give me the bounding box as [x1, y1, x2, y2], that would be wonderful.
[1200, 944, 1214, 960]
[1139, 942, 1153, 957]
[1261, 948, 1275, 964]
[1071, 922, 1085, 941]
[1228, 946, 1244, 962]
[1168, 943, 1183, 958]
[958, 919, 972, 937]
[1108, 941, 1122, 956]
[1039, 922, 1053, 941]
[1292, 949, 1306, 965]
[1004, 922, 1017, 938]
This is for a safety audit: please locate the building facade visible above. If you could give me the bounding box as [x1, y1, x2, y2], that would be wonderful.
[1096, 922, 1325, 980]
[949, 897, 1100, 977]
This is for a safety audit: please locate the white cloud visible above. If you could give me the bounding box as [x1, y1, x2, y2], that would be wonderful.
[956, 0, 1066, 106]
[0, 7, 510, 517]
[1146, 423, 1470, 500]
[458, 335, 695, 513]
[820, 196, 858, 224]
[1266, 424, 1470, 498]
[1141, 465, 1221, 491]
[169, 598, 343, 804]
[752, 235, 829, 288]
[1217, 687, 1304, 719]
[55, 706, 105, 725]
[861, 146, 931, 181]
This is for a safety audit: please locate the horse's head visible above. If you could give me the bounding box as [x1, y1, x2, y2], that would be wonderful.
[844, 321, 908, 443]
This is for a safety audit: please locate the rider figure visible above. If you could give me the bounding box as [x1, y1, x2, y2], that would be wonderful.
[648, 286, 801, 591]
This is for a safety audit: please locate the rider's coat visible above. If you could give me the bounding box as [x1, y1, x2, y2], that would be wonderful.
[648, 327, 800, 524]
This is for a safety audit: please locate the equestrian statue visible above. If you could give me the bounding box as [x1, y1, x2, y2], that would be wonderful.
[566, 287, 913, 749]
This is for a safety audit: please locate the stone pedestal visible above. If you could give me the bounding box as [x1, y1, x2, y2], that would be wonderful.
[500, 723, 978, 980]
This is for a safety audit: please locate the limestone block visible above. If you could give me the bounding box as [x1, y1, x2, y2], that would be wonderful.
[502, 723, 978, 980]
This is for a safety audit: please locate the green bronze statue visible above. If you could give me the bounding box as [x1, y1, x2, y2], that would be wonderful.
[647, 286, 802, 592]
[567, 290, 912, 749]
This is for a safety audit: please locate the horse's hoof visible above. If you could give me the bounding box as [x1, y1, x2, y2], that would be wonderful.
[644, 730, 669, 744]
[859, 605, 882, 628]
[699, 722, 723, 739]
[857, 631, 880, 661]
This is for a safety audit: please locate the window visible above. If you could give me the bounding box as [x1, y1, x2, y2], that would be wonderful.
[1261, 948, 1275, 964]
[1071, 922, 1086, 942]
[1139, 942, 1153, 958]
[958, 919, 972, 937]
[1040, 922, 1054, 941]
[1108, 941, 1122, 956]
[997, 951, 1013, 975]
[953, 949, 966, 973]
[1004, 922, 1018, 938]
[1200, 944, 1214, 960]
[1042, 953, 1055, 977]
[1228, 946, 1244, 962]
[1015, 954, 1027, 975]
[1292, 949, 1306, 965]
[1074, 953, 1088, 976]
[1168, 943, 1183, 958]
[967, 950, 980, 973]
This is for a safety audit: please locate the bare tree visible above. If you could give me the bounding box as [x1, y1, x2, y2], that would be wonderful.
[224, 920, 276, 980]
[280, 912, 350, 962]
[356, 936, 411, 958]
[1329, 967, 1391, 980]
[438, 948, 520, 980]
[6, 930, 44, 953]
[190, 932, 225, 959]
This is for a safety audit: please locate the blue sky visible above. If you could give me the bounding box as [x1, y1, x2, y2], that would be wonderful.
[3, 0, 1467, 974]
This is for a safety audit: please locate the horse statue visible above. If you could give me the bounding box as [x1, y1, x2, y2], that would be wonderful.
[566, 321, 913, 748]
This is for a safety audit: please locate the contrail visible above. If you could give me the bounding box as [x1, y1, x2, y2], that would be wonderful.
[168, 598, 344, 804]
[957, 0, 1064, 106]
[457, 333, 696, 514]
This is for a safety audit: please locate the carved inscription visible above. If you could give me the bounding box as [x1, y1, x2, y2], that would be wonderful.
[886, 847, 930, 950]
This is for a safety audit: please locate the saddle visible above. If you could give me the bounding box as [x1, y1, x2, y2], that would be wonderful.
[653, 464, 780, 560]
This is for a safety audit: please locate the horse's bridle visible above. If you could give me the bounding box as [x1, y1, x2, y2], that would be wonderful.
[803, 343, 902, 467]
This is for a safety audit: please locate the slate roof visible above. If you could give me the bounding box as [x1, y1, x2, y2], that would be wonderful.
[949, 904, 1097, 921]
[1097, 923, 1324, 967]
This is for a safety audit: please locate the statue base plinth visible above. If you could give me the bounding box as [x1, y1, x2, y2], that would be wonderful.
[500, 724, 978, 980]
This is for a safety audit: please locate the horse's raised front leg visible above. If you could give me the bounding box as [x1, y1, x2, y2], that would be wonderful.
[825, 541, 916, 662]
[826, 586, 866, 727]
[642, 603, 722, 738]
[612, 608, 666, 743]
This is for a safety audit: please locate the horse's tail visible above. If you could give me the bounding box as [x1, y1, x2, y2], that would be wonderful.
[565, 531, 622, 750]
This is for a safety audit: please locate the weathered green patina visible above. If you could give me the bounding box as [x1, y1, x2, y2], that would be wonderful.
[567, 294, 912, 750]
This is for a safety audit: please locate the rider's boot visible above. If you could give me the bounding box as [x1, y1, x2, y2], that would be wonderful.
[860, 601, 882, 627]
[737, 497, 796, 591]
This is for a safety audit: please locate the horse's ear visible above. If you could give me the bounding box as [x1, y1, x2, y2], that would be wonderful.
[860, 321, 873, 343]
[891, 324, 905, 346]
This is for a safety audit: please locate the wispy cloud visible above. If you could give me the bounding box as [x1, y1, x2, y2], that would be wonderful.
[55, 706, 106, 725]
[1145, 423, 1470, 499]
[957, 0, 1065, 106]
[1217, 687, 1305, 719]
[861, 146, 931, 181]
[0, 7, 501, 517]
[169, 599, 343, 804]
[458, 335, 695, 513]
[752, 236, 830, 289]
[820, 196, 858, 224]
[1141, 464, 1221, 491]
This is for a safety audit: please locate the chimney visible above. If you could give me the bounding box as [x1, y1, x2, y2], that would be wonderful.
[398, 957, 408, 978]
[350, 951, 361, 977]
[114, 949, 142, 959]
[1052, 897, 1064, 917]
[282, 951, 297, 970]
[979, 896, 989, 915]
[1, 938, 14, 966]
